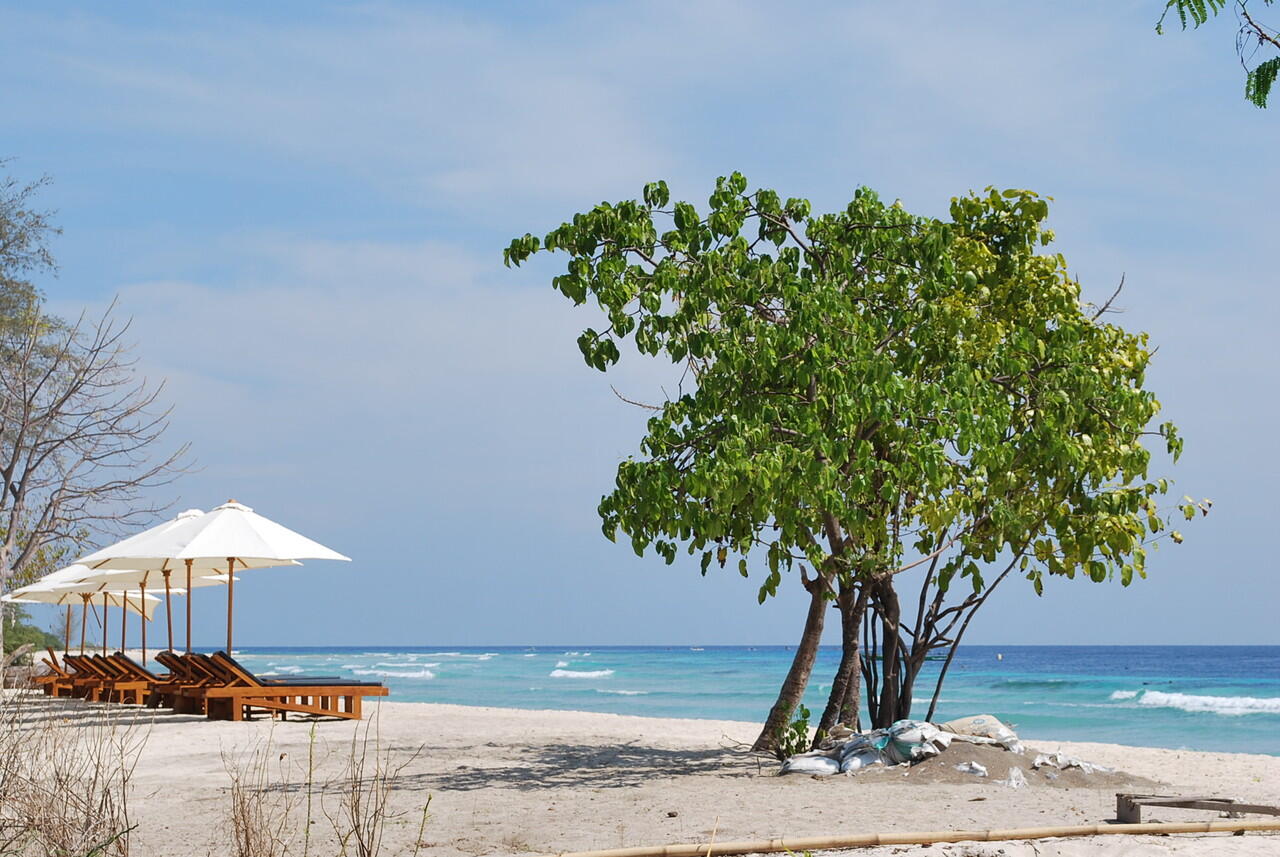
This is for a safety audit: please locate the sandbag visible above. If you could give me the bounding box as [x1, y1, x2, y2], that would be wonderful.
[780, 751, 841, 776]
[884, 719, 952, 763]
[839, 748, 883, 773]
[940, 714, 1022, 752]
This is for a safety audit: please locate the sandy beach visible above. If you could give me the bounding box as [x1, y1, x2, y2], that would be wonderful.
[10, 693, 1277, 856]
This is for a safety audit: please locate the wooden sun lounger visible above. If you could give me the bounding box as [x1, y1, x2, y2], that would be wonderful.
[198, 650, 387, 721]
[61, 654, 113, 700]
[153, 651, 218, 714]
[33, 647, 76, 697]
[106, 653, 194, 709]
[88, 654, 151, 705]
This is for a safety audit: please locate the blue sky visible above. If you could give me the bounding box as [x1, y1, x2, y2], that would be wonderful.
[2, 1, 1275, 646]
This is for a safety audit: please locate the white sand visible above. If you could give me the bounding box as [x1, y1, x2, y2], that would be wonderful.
[14, 696, 1280, 856]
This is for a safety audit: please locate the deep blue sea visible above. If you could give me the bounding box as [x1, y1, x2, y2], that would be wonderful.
[231, 645, 1280, 755]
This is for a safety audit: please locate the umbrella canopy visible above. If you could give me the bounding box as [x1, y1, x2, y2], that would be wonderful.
[3, 565, 162, 653]
[76, 500, 349, 652]
[75, 505, 305, 652]
[3, 583, 159, 618]
[69, 568, 235, 591]
[66, 567, 234, 654]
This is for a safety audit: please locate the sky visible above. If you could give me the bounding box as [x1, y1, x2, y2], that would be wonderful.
[1, 1, 1276, 646]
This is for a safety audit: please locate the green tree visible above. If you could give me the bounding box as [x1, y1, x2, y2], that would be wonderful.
[2, 603, 59, 660]
[508, 174, 1198, 751]
[1158, 0, 1280, 106]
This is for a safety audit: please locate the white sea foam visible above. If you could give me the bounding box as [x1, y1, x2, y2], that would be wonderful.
[341, 664, 363, 669]
[1138, 691, 1280, 716]
[375, 661, 442, 668]
[596, 689, 647, 695]
[353, 667, 435, 679]
[555, 660, 570, 668]
[549, 668, 614, 679]
[1110, 690, 1139, 700]
[523, 653, 537, 657]
[273, 665, 303, 674]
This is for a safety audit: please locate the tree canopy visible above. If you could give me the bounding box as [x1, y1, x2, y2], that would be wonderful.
[508, 174, 1201, 744]
[1159, 0, 1280, 107]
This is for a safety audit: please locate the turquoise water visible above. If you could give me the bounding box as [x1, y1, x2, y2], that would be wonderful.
[231, 645, 1280, 755]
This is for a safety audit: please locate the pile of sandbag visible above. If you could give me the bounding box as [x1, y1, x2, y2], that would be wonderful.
[781, 719, 955, 776]
[780, 714, 1021, 777]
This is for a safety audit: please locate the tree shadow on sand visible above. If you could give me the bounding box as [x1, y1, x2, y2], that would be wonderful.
[401, 740, 761, 792]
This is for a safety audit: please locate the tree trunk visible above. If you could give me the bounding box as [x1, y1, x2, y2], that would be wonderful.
[815, 582, 868, 742]
[873, 581, 903, 728]
[752, 573, 830, 754]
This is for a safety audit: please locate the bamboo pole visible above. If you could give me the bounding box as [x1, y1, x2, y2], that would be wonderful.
[63, 604, 71, 653]
[540, 819, 1280, 857]
[119, 590, 125, 653]
[102, 593, 109, 655]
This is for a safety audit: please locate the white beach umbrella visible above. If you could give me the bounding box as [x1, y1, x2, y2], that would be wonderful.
[3, 581, 159, 654]
[80, 500, 349, 652]
[69, 567, 236, 656]
[77, 506, 302, 652]
[78, 509, 205, 649]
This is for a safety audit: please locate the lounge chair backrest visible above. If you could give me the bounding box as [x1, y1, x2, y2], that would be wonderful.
[186, 653, 235, 685]
[210, 651, 263, 687]
[109, 653, 157, 681]
[92, 655, 126, 678]
[155, 650, 188, 678]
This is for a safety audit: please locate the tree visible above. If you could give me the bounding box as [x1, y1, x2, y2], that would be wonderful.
[0, 166, 187, 662]
[507, 174, 1198, 751]
[3, 603, 59, 659]
[1158, 0, 1280, 106]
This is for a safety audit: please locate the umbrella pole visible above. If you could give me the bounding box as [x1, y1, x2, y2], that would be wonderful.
[120, 594, 126, 653]
[80, 595, 88, 655]
[226, 557, 235, 654]
[64, 605, 71, 653]
[140, 580, 147, 666]
[163, 569, 173, 652]
[185, 559, 193, 653]
[103, 593, 109, 655]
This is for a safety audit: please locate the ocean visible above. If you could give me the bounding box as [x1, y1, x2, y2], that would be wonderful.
[230, 645, 1280, 755]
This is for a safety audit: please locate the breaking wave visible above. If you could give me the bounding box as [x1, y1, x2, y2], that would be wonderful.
[1137, 691, 1280, 716]
[549, 668, 614, 679]
[353, 667, 436, 679]
[596, 689, 647, 695]
[1110, 690, 1139, 700]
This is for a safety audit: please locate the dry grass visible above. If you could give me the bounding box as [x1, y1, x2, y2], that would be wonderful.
[221, 710, 425, 857]
[0, 691, 146, 856]
[223, 733, 300, 857]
